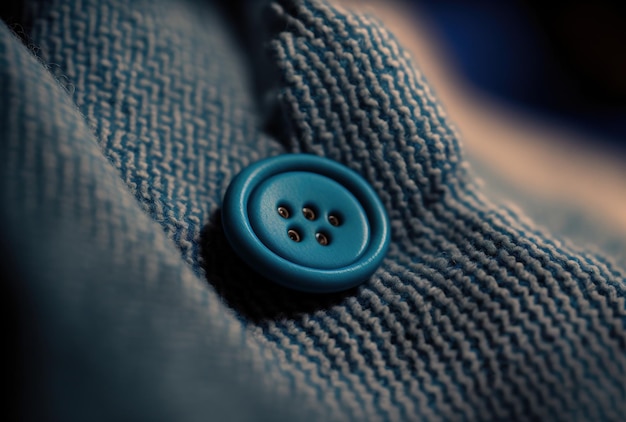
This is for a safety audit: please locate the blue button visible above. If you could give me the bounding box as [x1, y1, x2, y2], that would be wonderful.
[222, 154, 390, 293]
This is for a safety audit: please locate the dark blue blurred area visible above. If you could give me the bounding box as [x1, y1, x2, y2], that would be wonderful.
[411, 0, 626, 153]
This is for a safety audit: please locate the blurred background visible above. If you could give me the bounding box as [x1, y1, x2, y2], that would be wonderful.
[413, 0, 626, 147]
[340, 0, 626, 261]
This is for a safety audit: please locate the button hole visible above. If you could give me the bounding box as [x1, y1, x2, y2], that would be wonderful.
[315, 231, 330, 246]
[287, 228, 302, 242]
[302, 205, 317, 221]
[277, 205, 291, 219]
[328, 213, 342, 227]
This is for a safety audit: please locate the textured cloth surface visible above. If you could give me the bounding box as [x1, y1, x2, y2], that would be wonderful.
[1, 0, 625, 421]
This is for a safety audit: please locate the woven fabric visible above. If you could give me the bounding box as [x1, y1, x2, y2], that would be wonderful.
[1, 0, 625, 420]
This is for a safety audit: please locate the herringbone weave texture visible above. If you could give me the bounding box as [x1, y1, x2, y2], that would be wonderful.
[1, 0, 624, 420]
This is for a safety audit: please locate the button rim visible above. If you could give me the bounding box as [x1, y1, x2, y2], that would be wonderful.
[222, 154, 390, 293]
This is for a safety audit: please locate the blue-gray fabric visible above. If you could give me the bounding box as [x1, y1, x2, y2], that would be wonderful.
[1, 0, 624, 421]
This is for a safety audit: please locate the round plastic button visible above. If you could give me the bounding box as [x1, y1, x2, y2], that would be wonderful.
[222, 154, 390, 293]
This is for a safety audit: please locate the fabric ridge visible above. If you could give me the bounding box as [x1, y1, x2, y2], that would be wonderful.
[1, 0, 624, 421]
